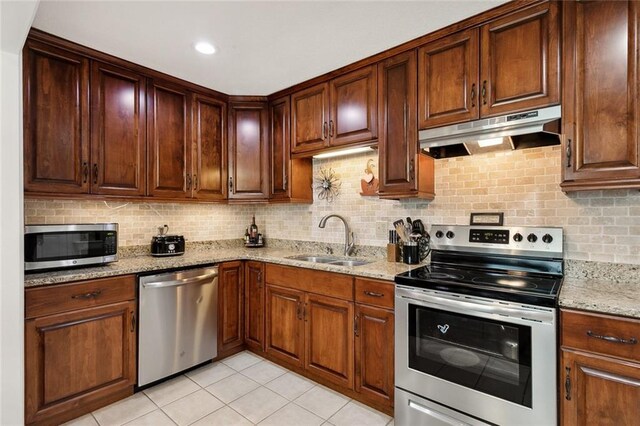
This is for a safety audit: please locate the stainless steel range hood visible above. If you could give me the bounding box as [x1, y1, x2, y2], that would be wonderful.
[419, 105, 561, 157]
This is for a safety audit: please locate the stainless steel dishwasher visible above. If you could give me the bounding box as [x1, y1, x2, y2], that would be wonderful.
[138, 266, 218, 386]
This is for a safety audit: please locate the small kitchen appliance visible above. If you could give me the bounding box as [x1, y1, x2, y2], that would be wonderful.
[394, 224, 563, 426]
[25, 223, 118, 271]
[150, 225, 185, 257]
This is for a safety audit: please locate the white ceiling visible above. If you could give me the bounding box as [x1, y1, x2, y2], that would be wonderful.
[32, 1, 507, 95]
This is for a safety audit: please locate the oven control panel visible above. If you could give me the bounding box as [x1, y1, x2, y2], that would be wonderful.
[469, 229, 510, 244]
[430, 225, 563, 258]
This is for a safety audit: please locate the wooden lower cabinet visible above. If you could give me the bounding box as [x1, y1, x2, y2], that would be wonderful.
[561, 309, 640, 425]
[25, 277, 136, 425]
[218, 261, 244, 355]
[355, 304, 394, 406]
[244, 261, 265, 351]
[305, 294, 354, 389]
[265, 284, 306, 367]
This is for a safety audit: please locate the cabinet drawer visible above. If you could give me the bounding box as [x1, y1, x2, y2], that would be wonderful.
[561, 309, 640, 362]
[265, 264, 353, 300]
[355, 278, 394, 310]
[26, 275, 136, 319]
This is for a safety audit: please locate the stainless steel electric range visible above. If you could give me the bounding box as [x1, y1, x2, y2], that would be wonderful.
[394, 225, 563, 426]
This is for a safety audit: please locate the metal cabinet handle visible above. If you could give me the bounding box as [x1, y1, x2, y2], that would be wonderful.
[82, 162, 88, 183]
[229, 176, 233, 191]
[71, 289, 102, 300]
[409, 158, 415, 181]
[296, 302, 303, 320]
[322, 122, 328, 140]
[587, 330, 638, 345]
[130, 311, 136, 332]
[186, 173, 191, 190]
[283, 173, 288, 191]
[481, 80, 487, 105]
[566, 141, 572, 168]
[329, 120, 334, 137]
[364, 291, 384, 298]
[93, 164, 98, 184]
[257, 270, 262, 285]
[565, 367, 571, 400]
[470, 83, 476, 108]
[193, 174, 198, 190]
[354, 314, 360, 337]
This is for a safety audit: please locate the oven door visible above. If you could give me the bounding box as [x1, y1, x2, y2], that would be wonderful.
[395, 285, 557, 426]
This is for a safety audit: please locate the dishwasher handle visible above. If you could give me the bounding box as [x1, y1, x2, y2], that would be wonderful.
[142, 271, 218, 289]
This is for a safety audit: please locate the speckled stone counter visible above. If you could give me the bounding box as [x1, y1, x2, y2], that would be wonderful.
[24, 245, 422, 288]
[559, 259, 640, 319]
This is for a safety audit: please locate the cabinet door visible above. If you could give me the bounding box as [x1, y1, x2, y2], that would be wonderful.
[378, 51, 419, 196]
[561, 349, 640, 426]
[218, 261, 244, 354]
[23, 40, 90, 194]
[291, 83, 329, 153]
[244, 261, 265, 352]
[265, 284, 305, 368]
[270, 96, 291, 200]
[480, 1, 560, 117]
[355, 305, 394, 407]
[418, 28, 479, 129]
[193, 93, 227, 201]
[561, 0, 640, 189]
[305, 293, 354, 389]
[25, 301, 136, 425]
[91, 61, 146, 196]
[329, 66, 377, 146]
[228, 102, 269, 201]
[147, 79, 191, 199]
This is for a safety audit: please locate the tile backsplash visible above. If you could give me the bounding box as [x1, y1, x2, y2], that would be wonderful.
[25, 145, 640, 265]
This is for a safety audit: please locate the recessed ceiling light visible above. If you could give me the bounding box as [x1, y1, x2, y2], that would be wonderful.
[194, 41, 216, 55]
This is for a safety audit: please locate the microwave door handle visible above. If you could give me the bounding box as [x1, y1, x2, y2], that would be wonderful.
[400, 292, 551, 322]
[142, 272, 218, 289]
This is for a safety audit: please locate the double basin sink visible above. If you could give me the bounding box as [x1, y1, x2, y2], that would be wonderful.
[287, 254, 371, 267]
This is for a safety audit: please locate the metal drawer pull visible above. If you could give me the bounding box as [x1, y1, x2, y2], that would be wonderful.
[364, 291, 384, 298]
[587, 330, 638, 345]
[71, 289, 102, 300]
[408, 400, 462, 424]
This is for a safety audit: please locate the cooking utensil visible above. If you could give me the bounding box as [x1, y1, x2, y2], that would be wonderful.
[412, 219, 425, 235]
[393, 219, 410, 242]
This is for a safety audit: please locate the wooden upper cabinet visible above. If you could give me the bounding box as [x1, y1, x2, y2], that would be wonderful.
[269, 96, 313, 203]
[480, 1, 560, 117]
[329, 65, 377, 146]
[147, 79, 191, 199]
[192, 93, 227, 200]
[23, 40, 90, 194]
[418, 28, 480, 129]
[228, 102, 269, 201]
[561, 0, 640, 190]
[91, 62, 146, 196]
[291, 66, 378, 155]
[378, 50, 435, 200]
[291, 83, 329, 153]
[416, 1, 559, 129]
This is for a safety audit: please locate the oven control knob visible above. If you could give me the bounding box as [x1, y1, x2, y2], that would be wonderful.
[527, 233, 538, 243]
[513, 233, 523, 242]
[435, 231, 444, 239]
[446, 231, 455, 239]
[542, 234, 553, 244]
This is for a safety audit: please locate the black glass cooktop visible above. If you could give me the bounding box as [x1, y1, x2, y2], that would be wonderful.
[395, 264, 563, 307]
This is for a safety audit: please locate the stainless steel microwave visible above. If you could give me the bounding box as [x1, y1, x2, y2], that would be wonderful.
[24, 224, 118, 271]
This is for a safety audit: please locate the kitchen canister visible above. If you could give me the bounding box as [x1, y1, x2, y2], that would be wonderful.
[402, 241, 419, 264]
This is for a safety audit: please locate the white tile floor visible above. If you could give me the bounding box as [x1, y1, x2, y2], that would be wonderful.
[64, 351, 394, 426]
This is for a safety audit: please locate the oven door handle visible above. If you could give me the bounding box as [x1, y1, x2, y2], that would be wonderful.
[398, 290, 553, 322]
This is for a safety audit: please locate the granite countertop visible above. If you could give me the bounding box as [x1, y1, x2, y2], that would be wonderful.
[558, 277, 640, 320]
[24, 246, 421, 288]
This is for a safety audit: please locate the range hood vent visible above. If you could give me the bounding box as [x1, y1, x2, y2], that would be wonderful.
[419, 105, 561, 158]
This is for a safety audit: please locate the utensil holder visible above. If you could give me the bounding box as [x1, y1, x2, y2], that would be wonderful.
[402, 241, 419, 264]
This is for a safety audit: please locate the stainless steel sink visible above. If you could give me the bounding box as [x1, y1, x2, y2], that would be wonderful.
[286, 254, 371, 267]
[327, 260, 370, 267]
[287, 255, 341, 263]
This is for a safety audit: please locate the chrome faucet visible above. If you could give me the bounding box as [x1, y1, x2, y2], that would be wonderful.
[318, 214, 355, 256]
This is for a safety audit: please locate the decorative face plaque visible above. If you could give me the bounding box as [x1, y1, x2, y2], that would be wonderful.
[470, 212, 504, 226]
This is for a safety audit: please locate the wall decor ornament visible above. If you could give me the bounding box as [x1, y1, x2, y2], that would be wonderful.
[360, 158, 379, 196]
[314, 167, 341, 202]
